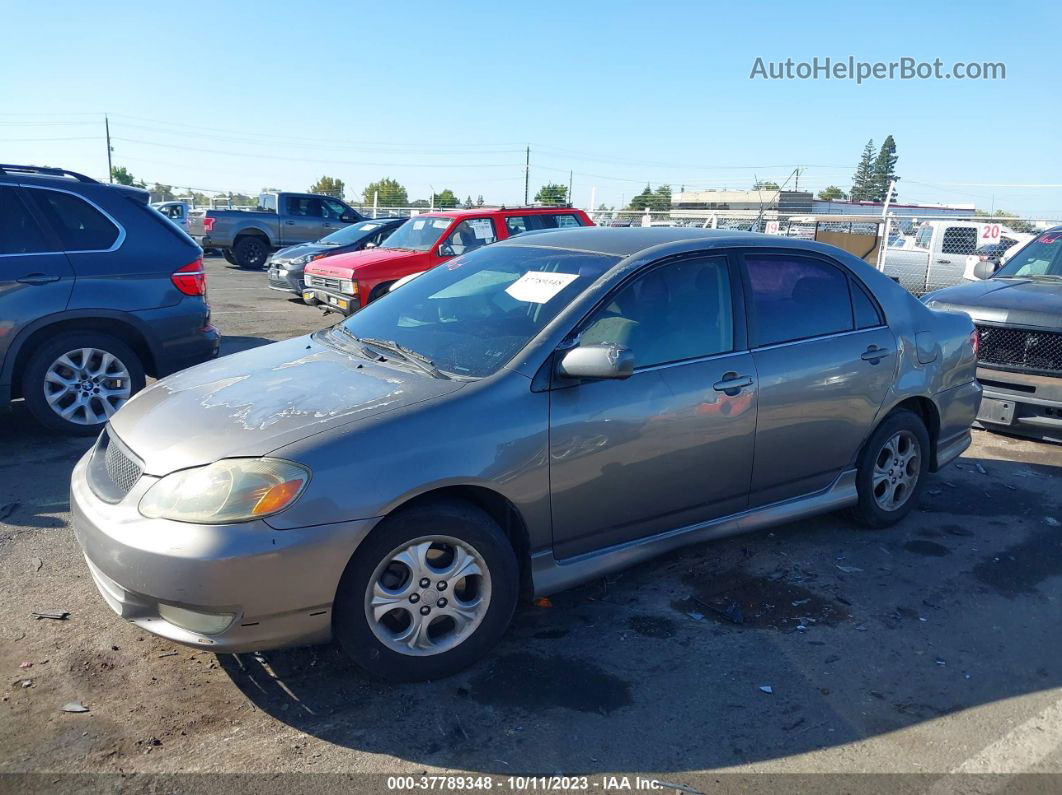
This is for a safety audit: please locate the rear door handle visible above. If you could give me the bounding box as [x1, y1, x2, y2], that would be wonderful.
[713, 373, 753, 394]
[935, 259, 950, 264]
[861, 346, 891, 363]
[16, 273, 60, 285]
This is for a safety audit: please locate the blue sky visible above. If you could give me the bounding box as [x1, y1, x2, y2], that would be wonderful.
[3, 0, 1060, 216]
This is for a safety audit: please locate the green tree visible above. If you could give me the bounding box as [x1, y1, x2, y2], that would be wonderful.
[817, 185, 848, 201]
[110, 166, 145, 188]
[409, 198, 431, 208]
[476, 195, 485, 207]
[309, 175, 346, 199]
[652, 184, 672, 211]
[975, 209, 1034, 233]
[433, 188, 459, 208]
[871, 135, 899, 203]
[534, 183, 568, 205]
[362, 177, 409, 207]
[849, 139, 876, 201]
[628, 184, 655, 210]
[149, 183, 176, 202]
[751, 180, 780, 190]
[463, 195, 475, 208]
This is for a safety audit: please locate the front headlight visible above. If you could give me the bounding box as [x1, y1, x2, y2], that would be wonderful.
[340, 279, 357, 295]
[139, 458, 310, 524]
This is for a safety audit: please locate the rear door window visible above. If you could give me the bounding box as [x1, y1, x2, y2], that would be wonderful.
[0, 186, 58, 255]
[941, 227, 977, 255]
[24, 188, 120, 251]
[743, 254, 854, 347]
[504, 213, 584, 236]
[285, 197, 324, 217]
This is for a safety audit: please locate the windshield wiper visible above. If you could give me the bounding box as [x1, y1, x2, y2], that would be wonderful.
[359, 337, 449, 379]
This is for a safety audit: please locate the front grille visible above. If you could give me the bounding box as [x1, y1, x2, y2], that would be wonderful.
[306, 274, 342, 290]
[104, 434, 142, 495]
[976, 324, 1062, 375]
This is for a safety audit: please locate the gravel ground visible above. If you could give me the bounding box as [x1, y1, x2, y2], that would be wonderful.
[1, 256, 1060, 789]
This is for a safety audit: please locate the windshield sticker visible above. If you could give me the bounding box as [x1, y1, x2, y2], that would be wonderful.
[504, 271, 578, 304]
[413, 219, 426, 230]
[1037, 233, 1060, 244]
[470, 219, 494, 240]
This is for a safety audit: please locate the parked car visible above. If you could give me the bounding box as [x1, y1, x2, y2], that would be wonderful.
[72, 227, 980, 681]
[924, 227, 1062, 443]
[302, 206, 593, 314]
[151, 200, 191, 231]
[267, 217, 404, 299]
[187, 192, 363, 269]
[0, 164, 219, 435]
[959, 234, 1034, 281]
[882, 220, 1024, 294]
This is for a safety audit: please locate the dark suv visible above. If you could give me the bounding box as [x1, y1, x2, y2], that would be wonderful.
[0, 165, 220, 435]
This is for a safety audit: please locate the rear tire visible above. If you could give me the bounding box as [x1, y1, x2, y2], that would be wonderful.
[222, 249, 237, 265]
[233, 236, 270, 269]
[332, 498, 519, 682]
[21, 332, 146, 436]
[848, 409, 930, 528]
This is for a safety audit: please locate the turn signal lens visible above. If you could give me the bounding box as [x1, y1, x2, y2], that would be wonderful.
[253, 479, 304, 515]
[970, 329, 980, 357]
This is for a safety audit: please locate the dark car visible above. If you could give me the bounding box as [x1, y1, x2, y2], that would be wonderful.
[0, 164, 220, 435]
[924, 227, 1062, 443]
[266, 217, 404, 297]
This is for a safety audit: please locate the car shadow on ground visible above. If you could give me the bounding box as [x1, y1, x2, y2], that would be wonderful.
[219, 335, 282, 356]
[218, 450, 1062, 774]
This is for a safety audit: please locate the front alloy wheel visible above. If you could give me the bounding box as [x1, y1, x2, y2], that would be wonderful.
[366, 536, 491, 656]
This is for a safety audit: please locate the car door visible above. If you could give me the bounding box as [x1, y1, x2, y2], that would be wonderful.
[549, 254, 757, 559]
[282, 196, 326, 244]
[740, 252, 894, 507]
[926, 225, 978, 292]
[0, 184, 75, 373]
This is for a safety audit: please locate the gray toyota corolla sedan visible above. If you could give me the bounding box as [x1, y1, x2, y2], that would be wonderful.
[71, 227, 981, 681]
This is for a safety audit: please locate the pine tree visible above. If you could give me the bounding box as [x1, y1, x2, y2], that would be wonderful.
[849, 140, 875, 202]
[871, 135, 899, 203]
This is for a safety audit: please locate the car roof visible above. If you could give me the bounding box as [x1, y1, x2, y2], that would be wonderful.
[497, 226, 787, 257]
[415, 206, 584, 219]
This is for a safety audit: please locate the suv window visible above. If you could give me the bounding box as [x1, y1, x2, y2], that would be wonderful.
[504, 213, 584, 236]
[25, 188, 120, 251]
[0, 186, 58, 255]
[443, 218, 497, 255]
[581, 256, 734, 368]
[285, 197, 324, 217]
[941, 226, 977, 255]
[744, 254, 854, 346]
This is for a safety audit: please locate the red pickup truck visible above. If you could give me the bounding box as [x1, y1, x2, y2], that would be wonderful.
[302, 206, 594, 314]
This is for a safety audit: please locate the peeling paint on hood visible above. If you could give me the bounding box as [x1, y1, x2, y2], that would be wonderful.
[108, 334, 466, 475]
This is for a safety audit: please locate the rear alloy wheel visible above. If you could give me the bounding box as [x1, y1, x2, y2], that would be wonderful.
[22, 332, 146, 435]
[233, 236, 270, 269]
[333, 499, 518, 681]
[849, 409, 930, 528]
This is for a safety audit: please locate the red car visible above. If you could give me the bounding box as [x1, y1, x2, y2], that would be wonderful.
[302, 206, 594, 313]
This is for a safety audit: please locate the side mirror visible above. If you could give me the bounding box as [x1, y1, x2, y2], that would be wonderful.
[557, 344, 635, 380]
[972, 260, 997, 280]
[340, 212, 357, 223]
[364, 241, 377, 249]
[438, 243, 455, 257]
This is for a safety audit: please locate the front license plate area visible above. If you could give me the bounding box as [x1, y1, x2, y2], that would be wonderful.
[977, 397, 1015, 426]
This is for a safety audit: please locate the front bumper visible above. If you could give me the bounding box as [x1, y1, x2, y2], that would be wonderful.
[976, 366, 1062, 442]
[267, 264, 303, 294]
[70, 444, 378, 652]
[304, 287, 357, 314]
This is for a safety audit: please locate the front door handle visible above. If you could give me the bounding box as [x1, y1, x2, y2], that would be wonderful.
[861, 346, 891, 363]
[16, 273, 60, 285]
[285, 220, 296, 226]
[935, 258, 950, 264]
[713, 372, 753, 395]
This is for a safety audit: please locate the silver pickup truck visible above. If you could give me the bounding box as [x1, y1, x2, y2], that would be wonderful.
[188, 191, 363, 268]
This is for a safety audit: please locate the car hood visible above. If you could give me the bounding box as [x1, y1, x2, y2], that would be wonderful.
[108, 334, 465, 475]
[926, 278, 1062, 329]
[271, 243, 329, 263]
[306, 247, 426, 278]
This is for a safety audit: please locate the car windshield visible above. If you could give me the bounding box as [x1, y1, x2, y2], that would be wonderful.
[335, 245, 619, 377]
[993, 231, 1062, 278]
[319, 220, 388, 246]
[378, 216, 454, 252]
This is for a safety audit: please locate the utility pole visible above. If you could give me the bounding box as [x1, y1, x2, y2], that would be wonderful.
[524, 146, 530, 205]
[105, 115, 113, 182]
[568, 170, 573, 206]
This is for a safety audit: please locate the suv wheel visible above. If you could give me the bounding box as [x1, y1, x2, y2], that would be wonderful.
[21, 332, 146, 436]
[222, 250, 237, 266]
[333, 499, 518, 682]
[233, 237, 269, 269]
[849, 409, 930, 528]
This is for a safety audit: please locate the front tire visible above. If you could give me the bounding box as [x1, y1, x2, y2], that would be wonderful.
[233, 236, 270, 269]
[849, 409, 930, 528]
[222, 249, 237, 265]
[21, 332, 146, 436]
[333, 499, 519, 682]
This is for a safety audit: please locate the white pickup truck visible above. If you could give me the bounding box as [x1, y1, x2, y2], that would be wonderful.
[881, 220, 1026, 294]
